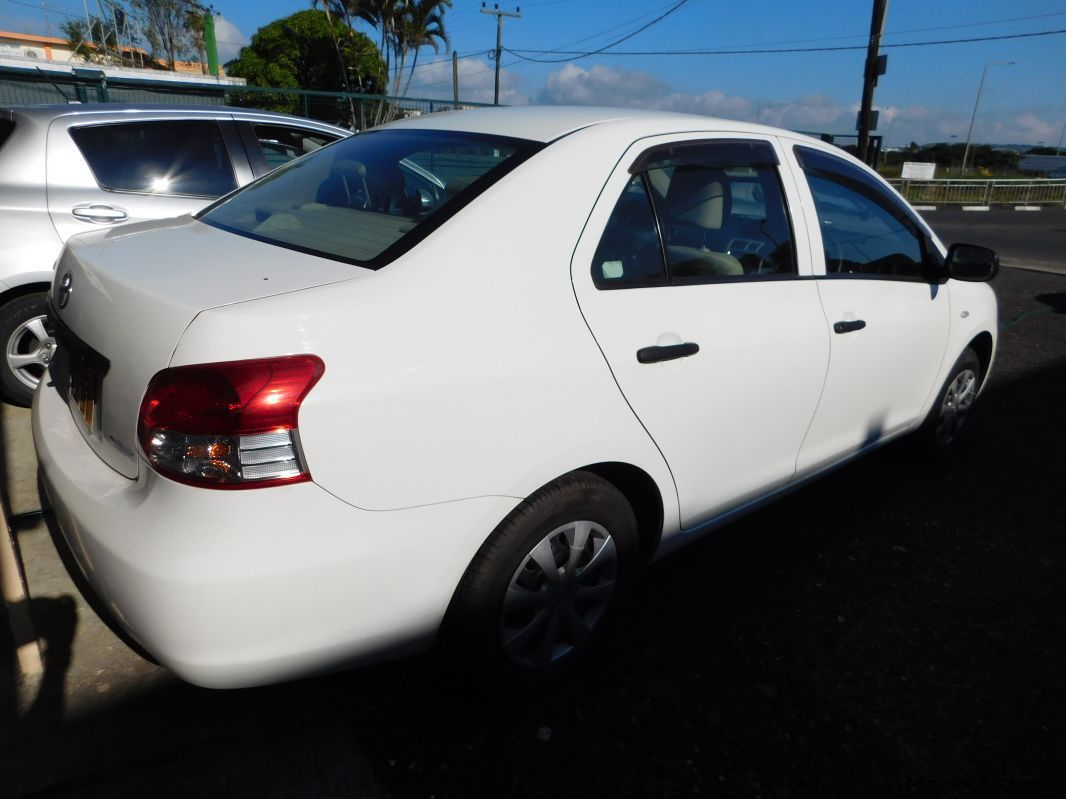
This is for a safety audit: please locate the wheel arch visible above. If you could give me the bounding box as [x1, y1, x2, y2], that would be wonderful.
[577, 461, 664, 564]
[968, 331, 994, 387]
[0, 280, 52, 307]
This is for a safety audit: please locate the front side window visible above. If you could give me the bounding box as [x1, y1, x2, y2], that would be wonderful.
[794, 145, 927, 280]
[70, 120, 237, 197]
[202, 129, 541, 268]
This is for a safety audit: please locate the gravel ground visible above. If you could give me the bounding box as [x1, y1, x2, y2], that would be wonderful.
[2, 266, 1064, 798]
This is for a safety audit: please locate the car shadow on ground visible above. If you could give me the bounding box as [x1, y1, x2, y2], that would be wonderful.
[2, 350, 1064, 798]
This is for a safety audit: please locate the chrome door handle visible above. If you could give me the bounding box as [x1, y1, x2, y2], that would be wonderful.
[71, 204, 129, 223]
[636, 342, 700, 363]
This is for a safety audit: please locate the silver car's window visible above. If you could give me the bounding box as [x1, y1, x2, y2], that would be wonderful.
[252, 124, 340, 171]
[201, 129, 542, 269]
[70, 120, 237, 198]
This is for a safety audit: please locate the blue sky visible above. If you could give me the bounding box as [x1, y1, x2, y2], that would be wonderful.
[4, 0, 1066, 146]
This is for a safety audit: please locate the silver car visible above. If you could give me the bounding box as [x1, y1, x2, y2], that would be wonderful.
[0, 103, 350, 405]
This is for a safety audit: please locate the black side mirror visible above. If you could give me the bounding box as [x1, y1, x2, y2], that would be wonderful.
[946, 243, 999, 282]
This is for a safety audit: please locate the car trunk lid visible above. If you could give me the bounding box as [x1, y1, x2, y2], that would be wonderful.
[48, 216, 363, 478]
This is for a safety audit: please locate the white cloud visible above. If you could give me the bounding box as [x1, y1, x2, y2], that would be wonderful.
[400, 55, 525, 105]
[529, 63, 1057, 146]
[538, 63, 671, 106]
[213, 16, 248, 64]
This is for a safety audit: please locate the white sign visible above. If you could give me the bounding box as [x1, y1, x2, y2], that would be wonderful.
[901, 161, 937, 180]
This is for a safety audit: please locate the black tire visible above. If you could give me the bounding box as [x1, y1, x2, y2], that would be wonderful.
[913, 346, 982, 459]
[441, 471, 639, 682]
[0, 292, 53, 407]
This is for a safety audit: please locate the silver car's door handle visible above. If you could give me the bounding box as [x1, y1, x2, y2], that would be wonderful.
[71, 204, 129, 223]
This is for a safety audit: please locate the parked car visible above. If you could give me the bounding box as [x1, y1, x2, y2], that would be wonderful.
[0, 104, 350, 405]
[32, 107, 998, 688]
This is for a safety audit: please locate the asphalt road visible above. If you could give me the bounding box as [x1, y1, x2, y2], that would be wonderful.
[2, 260, 1065, 796]
[922, 207, 1066, 274]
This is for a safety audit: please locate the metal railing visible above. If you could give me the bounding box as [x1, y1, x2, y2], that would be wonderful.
[0, 69, 493, 130]
[889, 179, 1066, 206]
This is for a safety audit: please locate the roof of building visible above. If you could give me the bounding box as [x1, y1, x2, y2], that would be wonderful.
[0, 30, 70, 47]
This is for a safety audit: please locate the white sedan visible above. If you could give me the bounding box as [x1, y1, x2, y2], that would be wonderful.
[32, 107, 998, 688]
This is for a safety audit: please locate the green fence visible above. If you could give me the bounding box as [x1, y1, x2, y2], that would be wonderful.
[0, 67, 492, 129]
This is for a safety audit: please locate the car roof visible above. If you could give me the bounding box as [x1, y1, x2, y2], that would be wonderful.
[383, 105, 801, 144]
[1, 103, 351, 134]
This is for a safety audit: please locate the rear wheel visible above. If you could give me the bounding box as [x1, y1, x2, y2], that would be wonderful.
[1, 292, 55, 406]
[443, 471, 639, 680]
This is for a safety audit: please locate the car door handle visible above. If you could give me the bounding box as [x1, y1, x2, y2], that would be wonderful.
[636, 342, 700, 363]
[71, 204, 129, 223]
[833, 319, 867, 334]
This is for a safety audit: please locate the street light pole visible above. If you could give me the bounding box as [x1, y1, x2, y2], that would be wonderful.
[961, 60, 1014, 174]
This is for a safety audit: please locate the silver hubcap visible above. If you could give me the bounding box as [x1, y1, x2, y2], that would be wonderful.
[936, 368, 977, 448]
[5, 313, 55, 392]
[500, 520, 618, 669]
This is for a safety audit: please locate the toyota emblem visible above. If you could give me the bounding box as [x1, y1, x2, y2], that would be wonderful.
[58, 272, 73, 309]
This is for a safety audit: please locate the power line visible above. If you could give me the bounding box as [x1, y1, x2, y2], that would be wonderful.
[505, 27, 1066, 59]
[512, 0, 694, 64]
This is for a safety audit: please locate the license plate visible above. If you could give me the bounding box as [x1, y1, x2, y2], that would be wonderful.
[69, 360, 98, 432]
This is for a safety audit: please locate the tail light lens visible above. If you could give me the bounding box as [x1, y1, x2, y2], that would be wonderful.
[138, 355, 324, 489]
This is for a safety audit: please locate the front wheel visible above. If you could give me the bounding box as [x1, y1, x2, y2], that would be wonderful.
[442, 471, 639, 680]
[1, 292, 55, 406]
[913, 347, 982, 458]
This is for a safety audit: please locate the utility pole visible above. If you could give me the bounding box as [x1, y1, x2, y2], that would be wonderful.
[481, 3, 521, 106]
[452, 51, 460, 109]
[961, 61, 1014, 174]
[857, 0, 889, 164]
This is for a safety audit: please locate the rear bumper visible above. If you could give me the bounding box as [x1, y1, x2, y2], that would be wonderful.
[32, 378, 518, 688]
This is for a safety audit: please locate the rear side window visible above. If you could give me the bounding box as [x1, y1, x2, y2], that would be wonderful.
[252, 123, 339, 171]
[202, 129, 541, 269]
[70, 120, 237, 197]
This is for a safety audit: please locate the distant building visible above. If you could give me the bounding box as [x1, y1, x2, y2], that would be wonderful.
[1018, 154, 1066, 178]
[0, 29, 244, 106]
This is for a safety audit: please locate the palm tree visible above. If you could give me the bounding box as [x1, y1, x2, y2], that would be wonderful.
[397, 0, 450, 100]
[320, 0, 452, 125]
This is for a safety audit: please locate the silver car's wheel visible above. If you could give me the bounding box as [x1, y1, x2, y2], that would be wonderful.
[500, 520, 618, 669]
[1, 293, 55, 406]
[935, 367, 978, 449]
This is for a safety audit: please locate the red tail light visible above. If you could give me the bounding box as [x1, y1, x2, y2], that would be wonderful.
[138, 355, 324, 489]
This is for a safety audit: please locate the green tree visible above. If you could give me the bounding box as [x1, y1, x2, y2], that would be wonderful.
[226, 10, 386, 123]
[326, 0, 451, 123]
[133, 0, 193, 70]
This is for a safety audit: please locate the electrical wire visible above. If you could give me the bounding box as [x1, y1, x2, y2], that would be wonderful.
[509, 0, 693, 64]
[505, 27, 1066, 60]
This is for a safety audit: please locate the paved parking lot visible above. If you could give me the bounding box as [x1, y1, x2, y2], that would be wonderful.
[2, 255, 1064, 796]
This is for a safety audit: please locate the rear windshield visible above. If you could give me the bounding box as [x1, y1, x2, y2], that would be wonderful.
[201, 128, 542, 269]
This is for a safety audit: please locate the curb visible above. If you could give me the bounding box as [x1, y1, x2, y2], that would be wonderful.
[1, 490, 43, 683]
[912, 205, 1063, 212]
